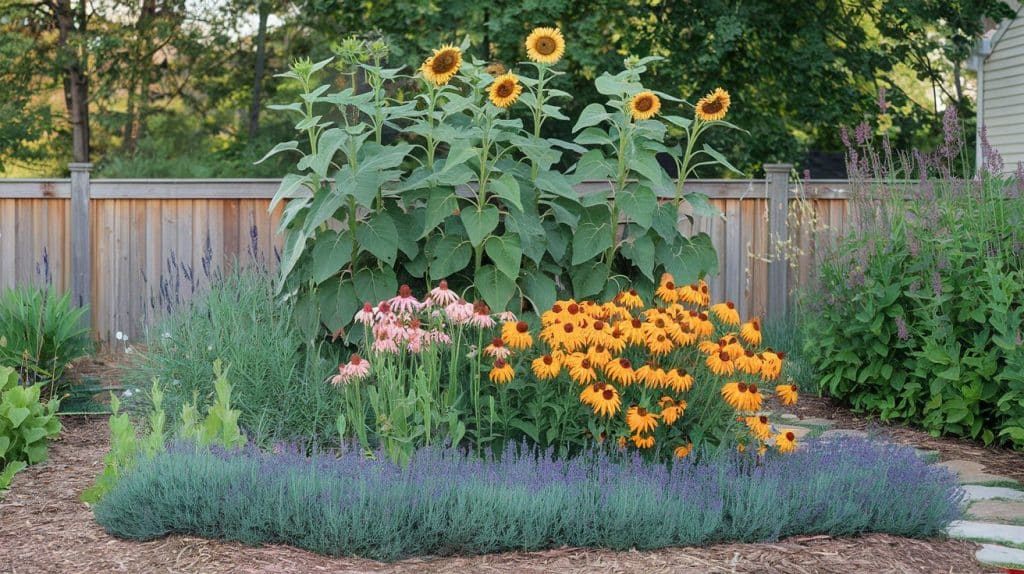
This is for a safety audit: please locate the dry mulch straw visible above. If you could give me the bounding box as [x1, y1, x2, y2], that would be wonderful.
[0, 416, 991, 574]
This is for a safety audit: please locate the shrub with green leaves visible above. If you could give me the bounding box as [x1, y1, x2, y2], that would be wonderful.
[803, 111, 1024, 447]
[0, 286, 91, 396]
[0, 365, 62, 492]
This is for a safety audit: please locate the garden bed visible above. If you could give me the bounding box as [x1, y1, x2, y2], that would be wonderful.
[0, 415, 998, 574]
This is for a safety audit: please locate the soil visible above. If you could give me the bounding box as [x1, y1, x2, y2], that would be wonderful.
[0, 416, 994, 574]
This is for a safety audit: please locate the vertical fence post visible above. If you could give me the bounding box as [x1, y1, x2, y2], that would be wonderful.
[764, 163, 792, 321]
[69, 162, 92, 329]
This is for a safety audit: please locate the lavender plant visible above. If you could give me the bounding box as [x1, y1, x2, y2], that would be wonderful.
[94, 436, 962, 560]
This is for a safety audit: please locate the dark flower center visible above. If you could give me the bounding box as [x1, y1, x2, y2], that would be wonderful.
[543, 355, 554, 365]
[602, 389, 614, 400]
[432, 51, 457, 73]
[701, 98, 724, 115]
[496, 80, 514, 97]
[516, 321, 529, 333]
[535, 36, 557, 55]
[635, 96, 654, 112]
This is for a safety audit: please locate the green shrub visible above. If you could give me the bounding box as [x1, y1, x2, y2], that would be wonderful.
[0, 365, 62, 492]
[0, 286, 92, 396]
[122, 269, 343, 446]
[803, 114, 1024, 447]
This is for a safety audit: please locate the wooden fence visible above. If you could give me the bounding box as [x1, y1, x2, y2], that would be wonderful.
[0, 164, 856, 344]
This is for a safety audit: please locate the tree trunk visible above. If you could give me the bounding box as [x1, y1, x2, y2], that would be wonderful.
[56, 0, 90, 164]
[248, 2, 270, 139]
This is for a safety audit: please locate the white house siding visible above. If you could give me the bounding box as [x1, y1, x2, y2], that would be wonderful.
[983, 9, 1024, 171]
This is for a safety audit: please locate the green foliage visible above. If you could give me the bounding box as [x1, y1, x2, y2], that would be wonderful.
[121, 269, 344, 446]
[803, 134, 1024, 447]
[0, 286, 92, 397]
[268, 44, 728, 340]
[80, 394, 141, 504]
[0, 366, 62, 493]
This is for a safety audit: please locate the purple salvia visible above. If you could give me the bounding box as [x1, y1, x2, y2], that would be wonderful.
[855, 121, 871, 146]
[894, 317, 909, 341]
[841, 125, 851, 149]
[931, 271, 942, 298]
[941, 106, 960, 159]
[979, 125, 1004, 173]
[877, 86, 888, 114]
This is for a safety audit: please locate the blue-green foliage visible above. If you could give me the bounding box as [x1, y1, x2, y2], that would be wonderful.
[95, 437, 962, 561]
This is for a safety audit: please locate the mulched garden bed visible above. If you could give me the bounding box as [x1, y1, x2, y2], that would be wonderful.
[0, 416, 994, 574]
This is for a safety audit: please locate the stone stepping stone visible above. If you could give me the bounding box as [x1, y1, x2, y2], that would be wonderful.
[976, 544, 1024, 570]
[947, 520, 1024, 547]
[938, 460, 1019, 485]
[968, 500, 1024, 524]
[819, 429, 868, 440]
[913, 449, 940, 463]
[779, 413, 798, 421]
[964, 485, 1024, 502]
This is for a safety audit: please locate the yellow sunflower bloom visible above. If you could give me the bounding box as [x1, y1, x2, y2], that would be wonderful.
[421, 45, 462, 86]
[745, 415, 772, 441]
[488, 72, 523, 108]
[775, 430, 798, 453]
[711, 301, 741, 326]
[776, 384, 799, 405]
[531, 354, 561, 380]
[740, 318, 762, 347]
[489, 359, 514, 384]
[501, 321, 533, 350]
[695, 87, 731, 122]
[629, 91, 661, 121]
[525, 26, 565, 64]
[626, 405, 659, 434]
[674, 443, 694, 459]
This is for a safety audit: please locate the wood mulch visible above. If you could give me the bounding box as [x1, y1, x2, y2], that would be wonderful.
[0, 416, 990, 574]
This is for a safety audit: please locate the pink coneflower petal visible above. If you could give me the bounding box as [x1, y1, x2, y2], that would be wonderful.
[445, 299, 474, 325]
[497, 311, 517, 323]
[428, 279, 459, 306]
[354, 302, 375, 325]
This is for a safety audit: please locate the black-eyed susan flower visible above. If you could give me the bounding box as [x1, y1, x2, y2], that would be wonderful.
[711, 301, 741, 326]
[606, 328, 628, 354]
[568, 356, 598, 385]
[587, 344, 612, 369]
[631, 433, 656, 449]
[579, 382, 602, 406]
[646, 332, 674, 356]
[541, 302, 564, 327]
[698, 339, 722, 355]
[745, 415, 771, 441]
[618, 318, 647, 347]
[531, 354, 561, 380]
[721, 381, 761, 411]
[776, 383, 798, 405]
[669, 320, 698, 346]
[626, 405, 659, 434]
[736, 350, 763, 375]
[723, 336, 745, 361]
[489, 359, 514, 384]
[665, 368, 693, 393]
[706, 350, 735, 376]
[501, 320, 533, 350]
[525, 27, 565, 64]
[604, 357, 636, 386]
[655, 273, 679, 303]
[421, 45, 462, 85]
[553, 322, 584, 351]
[488, 72, 522, 108]
[740, 318, 762, 346]
[629, 90, 661, 121]
[592, 384, 621, 417]
[674, 443, 693, 458]
[677, 283, 703, 306]
[588, 320, 612, 347]
[775, 429, 797, 453]
[695, 88, 730, 122]
[634, 362, 659, 388]
[616, 289, 644, 309]
[760, 350, 784, 380]
[660, 397, 687, 425]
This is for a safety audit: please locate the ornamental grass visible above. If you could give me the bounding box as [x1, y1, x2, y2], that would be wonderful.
[94, 437, 963, 561]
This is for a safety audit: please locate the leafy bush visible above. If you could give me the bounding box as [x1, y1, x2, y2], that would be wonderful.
[262, 32, 738, 340]
[122, 269, 345, 445]
[804, 110, 1024, 447]
[94, 437, 962, 560]
[0, 365, 62, 492]
[0, 286, 91, 396]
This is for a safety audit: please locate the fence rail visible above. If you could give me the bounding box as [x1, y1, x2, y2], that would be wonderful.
[0, 164, 857, 344]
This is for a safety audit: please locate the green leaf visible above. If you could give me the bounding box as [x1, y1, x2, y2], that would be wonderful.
[573, 149, 615, 181]
[484, 234, 523, 279]
[254, 140, 299, 165]
[572, 205, 613, 266]
[475, 265, 516, 311]
[352, 266, 398, 305]
[430, 235, 472, 279]
[684, 192, 721, 218]
[440, 139, 477, 173]
[389, 207, 421, 260]
[701, 143, 745, 176]
[318, 279, 358, 331]
[489, 173, 522, 211]
[572, 103, 610, 132]
[574, 127, 614, 146]
[310, 230, 353, 284]
[277, 230, 308, 288]
[521, 269, 558, 313]
[662, 115, 693, 130]
[269, 173, 312, 211]
[655, 233, 719, 285]
[461, 205, 499, 248]
[594, 73, 641, 97]
[310, 128, 347, 178]
[621, 230, 656, 281]
[617, 185, 657, 230]
[534, 171, 580, 201]
[651, 202, 680, 238]
[421, 188, 458, 238]
[571, 260, 608, 299]
[355, 212, 398, 265]
[5, 406, 29, 427]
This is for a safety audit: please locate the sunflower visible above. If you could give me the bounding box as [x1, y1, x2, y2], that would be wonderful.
[740, 318, 762, 346]
[711, 301, 741, 326]
[531, 354, 561, 380]
[776, 384, 799, 405]
[629, 91, 661, 121]
[745, 415, 772, 441]
[736, 350, 763, 375]
[655, 273, 678, 303]
[631, 433, 656, 449]
[665, 368, 694, 393]
[660, 398, 687, 425]
[592, 385, 622, 417]
[489, 359, 514, 384]
[604, 357, 636, 386]
[674, 443, 694, 459]
[626, 405, 659, 434]
[775, 430, 798, 453]
[695, 88, 731, 122]
[706, 351, 735, 376]
[421, 45, 462, 86]
[568, 356, 598, 385]
[760, 350, 784, 380]
[485, 61, 507, 76]
[616, 289, 644, 309]
[501, 320, 533, 350]
[525, 27, 565, 64]
[488, 72, 523, 108]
